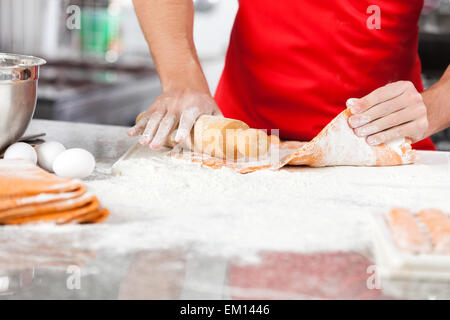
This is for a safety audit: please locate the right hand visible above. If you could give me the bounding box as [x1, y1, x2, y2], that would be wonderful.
[127, 90, 222, 149]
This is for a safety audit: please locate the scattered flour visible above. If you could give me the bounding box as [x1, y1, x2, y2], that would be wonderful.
[1, 147, 449, 261]
[314, 113, 377, 166]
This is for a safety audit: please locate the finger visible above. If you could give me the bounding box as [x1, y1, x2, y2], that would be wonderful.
[175, 108, 201, 143]
[348, 81, 414, 114]
[348, 90, 420, 128]
[127, 117, 149, 137]
[150, 113, 178, 149]
[354, 103, 426, 137]
[139, 111, 165, 145]
[127, 111, 152, 136]
[366, 117, 428, 146]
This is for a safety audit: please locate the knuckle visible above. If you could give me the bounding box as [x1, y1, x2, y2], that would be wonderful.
[153, 103, 166, 113]
[358, 98, 369, 110]
[417, 118, 429, 132]
[155, 96, 173, 108]
[408, 92, 423, 104]
[414, 103, 427, 117]
[150, 111, 163, 121]
[394, 81, 407, 89]
[380, 102, 394, 115]
[160, 118, 171, 128]
[183, 106, 201, 118]
[384, 81, 398, 89]
[161, 114, 176, 127]
[400, 80, 414, 91]
[389, 112, 401, 124]
[164, 104, 176, 113]
[152, 98, 164, 108]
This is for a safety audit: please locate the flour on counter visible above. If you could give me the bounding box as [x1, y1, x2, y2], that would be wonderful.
[1, 148, 449, 260]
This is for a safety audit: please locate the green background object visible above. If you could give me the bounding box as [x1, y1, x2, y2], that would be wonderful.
[80, 7, 121, 56]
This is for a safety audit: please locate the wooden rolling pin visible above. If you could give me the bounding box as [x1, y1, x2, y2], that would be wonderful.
[136, 112, 272, 159]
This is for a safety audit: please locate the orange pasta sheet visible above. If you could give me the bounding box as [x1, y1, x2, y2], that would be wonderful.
[171, 109, 416, 173]
[0, 160, 108, 225]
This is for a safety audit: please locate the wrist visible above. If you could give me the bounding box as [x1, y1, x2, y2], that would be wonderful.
[422, 72, 450, 137]
[158, 56, 210, 95]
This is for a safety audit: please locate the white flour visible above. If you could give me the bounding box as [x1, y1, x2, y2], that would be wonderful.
[314, 113, 377, 166]
[89, 148, 450, 256]
[2, 147, 449, 260]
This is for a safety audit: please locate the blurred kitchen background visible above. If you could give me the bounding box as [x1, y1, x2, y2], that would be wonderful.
[0, 0, 449, 150]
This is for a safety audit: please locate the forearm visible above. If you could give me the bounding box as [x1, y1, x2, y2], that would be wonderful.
[132, 0, 209, 93]
[422, 65, 450, 137]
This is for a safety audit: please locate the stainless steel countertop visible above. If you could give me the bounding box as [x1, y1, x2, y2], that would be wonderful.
[0, 119, 449, 300]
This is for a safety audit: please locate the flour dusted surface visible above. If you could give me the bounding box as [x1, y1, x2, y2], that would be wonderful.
[2, 146, 449, 260]
[88, 148, 449, 256]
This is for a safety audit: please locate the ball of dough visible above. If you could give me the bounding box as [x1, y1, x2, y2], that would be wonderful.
[3, 142, 37, 164]
[36, 141, 66, 172]
[193, 116, 249, 160]
[53, 148, 96, 179]
[236, 129, 270, 158]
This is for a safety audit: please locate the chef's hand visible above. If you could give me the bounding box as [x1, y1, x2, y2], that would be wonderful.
[346, 81, 429, 145]
[127, 90, 221, 149]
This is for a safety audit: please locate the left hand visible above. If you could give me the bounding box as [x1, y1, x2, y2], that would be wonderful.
[346, 81, 429, 145]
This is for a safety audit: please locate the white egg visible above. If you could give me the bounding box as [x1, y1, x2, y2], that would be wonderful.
[36, 141, 66, 172]
[53, 148, 96, 179]
[3, 142, 37, 164]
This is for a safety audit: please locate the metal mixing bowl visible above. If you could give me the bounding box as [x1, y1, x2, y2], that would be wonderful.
[0, 53, 46, 151]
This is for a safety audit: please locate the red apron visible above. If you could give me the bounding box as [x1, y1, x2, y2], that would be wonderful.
[215, 0, 435, 150]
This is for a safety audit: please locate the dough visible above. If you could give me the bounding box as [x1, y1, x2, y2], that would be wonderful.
[285, 108, 416, 167]
[0, 160, 108, 225]
[193, 116, 249, 160]
[236, 129, 270, 159]
[172, 108, 416, 173]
